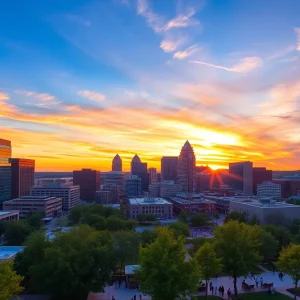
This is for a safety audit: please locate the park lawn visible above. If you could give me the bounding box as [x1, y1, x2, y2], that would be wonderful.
[237, 291, 292, 299]
[287, 287, 300, 296]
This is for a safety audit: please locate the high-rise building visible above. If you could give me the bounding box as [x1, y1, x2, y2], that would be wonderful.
[112, 154, 122, 172]
[73, 168, 100, 200]
[253, 167, 272, 194]
[0, 138, 11, 203]
[148, 167, 157, 184]
[229, 161, 253, 195]
[161, 156, 178, 182]
[30, 183, 80, 211]
[11, 158, 35, 198]
[125, 175, 141, 197]
[177, 141, 196, 193]
[131, 154, 149, 191]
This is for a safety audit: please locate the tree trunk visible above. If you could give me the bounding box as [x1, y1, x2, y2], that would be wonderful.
[205, 279, 208, 300]
[294, 280, 298, 300]
[233, 273, 238, 299]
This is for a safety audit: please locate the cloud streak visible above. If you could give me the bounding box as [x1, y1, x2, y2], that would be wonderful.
[295, 28, 300, 51]
[173, 45, 200, 59]
[78, 90, 106, 102]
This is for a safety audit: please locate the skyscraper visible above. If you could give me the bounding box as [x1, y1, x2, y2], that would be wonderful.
[73, 168, 100, 200]
[131, 154, 149, 191]
[11, 158, 35, 198]
[148, 167, 157, 184]
[229, 161, 253, 195]
[125, 175, 142, 197]
[112, 154, 122, 172]
[0, 138, 11, 203]
[161, 156, 178, 182]
[177, 141, 196, 193]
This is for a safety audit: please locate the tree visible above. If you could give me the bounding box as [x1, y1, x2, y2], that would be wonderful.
[178, 211, 188, 223]
[135, 227, 200, 300]
[190, 213, 211, 227]
[125, 219, 138, 231]
[137, 214, 156, 222]
[26, 213, 43, 230]
[276, 244, 300, 300]
[0, 260, 24, 300]
[106, 216, 126, 231]
[81, 214, 107, 230]
[190, 237, 211, 253]
[195, 242, 222, 299]
[69, 206, 87, 224]
[289, 218, 300, 235]
[224, 211, 246, 223]
[169, 221, 190, 238]
[248, 215, 259, 225]
[55, 217, 69, 227]
[4, 221, 32, 245]
[213, 221, 261, 298]
[263, 225, 292, 249]
[0, 221, 6, 236]
[258, 229, 278, 261]
[140, 230, 157, 247]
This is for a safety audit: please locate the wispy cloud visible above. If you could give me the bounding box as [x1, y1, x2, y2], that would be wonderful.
[267, 45, 296, 60]
[0, 93, 9, 101]
[164, 8, 200, 30]
[173, 45, 200, 59]
[14, 90, 60, 106]
[160, 37, 184, 52]
[189, 56, 263, 73]
[295, 28, 300, 51]
[78, 90, 106, 102]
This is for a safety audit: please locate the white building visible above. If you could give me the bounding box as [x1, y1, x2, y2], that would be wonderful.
[127, 197, 173, 219]
[257, 181, 281, 199]
[30, 183, 80, 211]
[149, 181, 183, 198]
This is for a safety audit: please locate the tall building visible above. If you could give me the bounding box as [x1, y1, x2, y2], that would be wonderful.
[131, 154, 149, 191]
[11, 158, 35, 198]
[161, 156, 178, 182]
[148, 167, 157, 184]
[0, 138, 11, 203]
[253, 167, 273, 194]
[125, 175, 141, 197]
[112, 154, 122, 172]
[229, 161, 253, 195]
[73, 168, 100, 200]
[30, 183, 80, 211]
[177, 141, 196, 193]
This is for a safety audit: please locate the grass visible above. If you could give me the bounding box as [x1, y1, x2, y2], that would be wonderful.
[192, 297, 221, 299]
[232, 291, 292, 299]
[286, 287, 300, 296]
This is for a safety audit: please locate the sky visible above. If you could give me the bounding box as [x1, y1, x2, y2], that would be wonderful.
[0, 0, 300, 172]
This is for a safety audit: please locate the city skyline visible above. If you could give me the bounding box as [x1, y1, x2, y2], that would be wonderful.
[1, 0, 300, 172]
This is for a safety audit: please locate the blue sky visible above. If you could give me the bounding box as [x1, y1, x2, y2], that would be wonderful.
[0, 0, 300, 171]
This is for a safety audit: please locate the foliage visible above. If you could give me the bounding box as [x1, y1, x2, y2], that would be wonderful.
[55, 217, 69, 227]
[224, 211, 246, 223]
[140, 229, 157, 247]
[0, 260, 24, 300]
[26, 213, 43, 230]
[14, 226, 117, 300]
[190, 237, 211, 253]
[213, 221, 261, 298]
[125, 219, 139, 231]
[293, 234, 300, 245]
[214, 212, 220, 220]
[258, 229, 279, 261]
[113, 231, 140, 271]
[262, 225, 292, 249]
[195, 242, 222, 299]
[4, 220, 32, 245]
[190, 213, 211, 227]
[248, 215, 259, 225]
[81, 214, 107, 230]
[0, 221, 6, 236]
[276, 244, 300, 299]
[135, 227, 200, 300]
[169, 221, 190, 238]
[178, 211, 188, 223]
[137, 213, 156, 222]
[289, 219, 300, 235]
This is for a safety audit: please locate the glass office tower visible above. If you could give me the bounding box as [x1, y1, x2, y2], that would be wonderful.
[0, 138, 12, 203]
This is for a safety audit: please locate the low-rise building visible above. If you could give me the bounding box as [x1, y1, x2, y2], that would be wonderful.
[148, 181, 182, 198]
[95, 183, 120, 204]
[30, 183, 80, 211]
[3, 196, 62, 218]
[257, 181, 281, 199]
[0, 210, 19, 222]
[229, 198, 300, 224]
[127, 197, 173, 219]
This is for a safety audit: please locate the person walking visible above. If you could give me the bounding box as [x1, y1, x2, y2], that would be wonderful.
[218, 286, 222, 296]
[227, 288, 231, 300]
[211, 284, 214, 294]
[260, 277, 263, 288]
[222, 286, 225, 298]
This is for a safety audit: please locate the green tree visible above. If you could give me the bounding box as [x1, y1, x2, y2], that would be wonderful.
[258, 229, 278, 261]
[213, 221, 261, 298]
[125, 219, 138, 231]
[190, 213, 211, 227]
[81, 214, 107, 230]
[26, 213, 43, 230]
[224, 211, 246, 223]
[178, 211, 188, 223]
[195, 242, 222, 299]
[0, 260, 24, 300]
[135, 227, 200, 300]
[4, 221, 32, 245]
[169, 221, 190, 238]
[69, 206, 88, 224]
[263, 225, 292, 249]
[55, 217, 69, 227]
[106, 216, 126, 231]
[289, 219, 300, 235]
[28, 226, 116, 300]
[276, 244, 300, 299]
[140, 230, 157, 247]
[0, 221, 6, 236]
[190, 237, 211, 253]
[249, 215, 259, 225]
[137, 214, 156, 222]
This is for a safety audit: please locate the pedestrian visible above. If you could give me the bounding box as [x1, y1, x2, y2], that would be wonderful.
[260, 277, 263, 287]
[209, 281, 212, 290]
[222, 286, 225, 298]
[139, 295, 142, 300]
[227, 288, 231, 300]
[211, 285, 214, 294]
[255, 278, 259, 288]
[218, 286, 222, 296]
[134, 295, 136, 300]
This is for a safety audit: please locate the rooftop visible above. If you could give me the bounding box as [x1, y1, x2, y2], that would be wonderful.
[169, 197, 215, 205]
[0, 210, 18, 216]
[9, 196, 60, 201]
[232, 199, 300, 208]
[0, 246, 25, 260]
[129, 197, 171, 205]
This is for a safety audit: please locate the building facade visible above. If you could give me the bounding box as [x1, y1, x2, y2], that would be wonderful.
[161, 156, 178, 182]
[229, 161, 253, 195]
[253, 167, 272, 194]
[11, 158, 35, 198]
[177, 141, 196, 193]
[112, 154, 122, 172]
[149, 181, 182, 198]
[3, 196, 62, 218]
[272, 179, 300, 198]
[73, 168, 100, 200]
[125, 175, 142, 197]
[95, 183, 120, 204]
[0, 138, 11, 203]
[102, 171, 126, 195]
[257, 181, 281, 199]
[30, 183, 80, 211]
[127, 197, 173, 219]
[148, 167, 157, 184]
[131, 155, 149, 192]
[0, 210, 19, 222]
